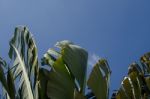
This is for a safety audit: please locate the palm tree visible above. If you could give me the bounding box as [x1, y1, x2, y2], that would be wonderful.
[0, 26, 111, 99]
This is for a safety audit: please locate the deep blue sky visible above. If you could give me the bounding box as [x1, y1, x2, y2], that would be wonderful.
[1, 0, 150, 96]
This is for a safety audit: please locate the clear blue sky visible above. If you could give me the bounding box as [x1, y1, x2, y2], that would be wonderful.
[0, 0, 150, 97]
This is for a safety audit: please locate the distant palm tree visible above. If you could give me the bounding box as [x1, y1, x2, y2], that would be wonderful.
[0, 26, 111, 99]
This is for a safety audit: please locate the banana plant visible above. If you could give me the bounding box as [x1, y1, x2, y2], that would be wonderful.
[112, 53, 150, 99]
[0, 26, 111, 99]
[41, 40, 111, 99]
[2, 26, 150, 99]
[9, 26, 39, 99]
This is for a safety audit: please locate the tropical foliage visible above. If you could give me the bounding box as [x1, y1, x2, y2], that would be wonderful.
[0, 26, 150, 99]
[0, 26, 111, 99]
[112, 53, 150, 99]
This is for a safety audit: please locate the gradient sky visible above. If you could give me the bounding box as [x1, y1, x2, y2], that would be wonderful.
[0, 0, 150, 97]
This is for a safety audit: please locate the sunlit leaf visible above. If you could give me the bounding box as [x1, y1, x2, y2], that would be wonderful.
[87, 59, 111, 99]
[60, 42, 88, 93]
[8, 26, 39, 99]
[11, 44, 34, 99]
[42, 57, 75, 99]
